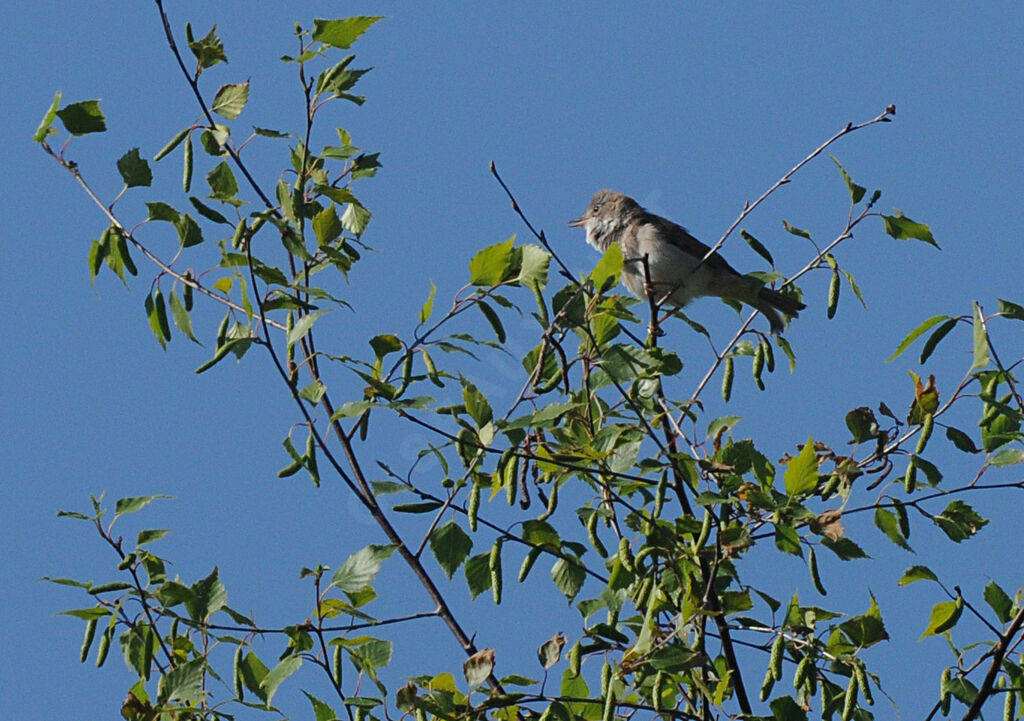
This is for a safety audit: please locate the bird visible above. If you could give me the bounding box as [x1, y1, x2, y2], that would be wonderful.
[570, 189, 804, 333]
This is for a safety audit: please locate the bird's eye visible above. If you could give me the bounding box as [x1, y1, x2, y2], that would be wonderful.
[592, 202, 602, 212]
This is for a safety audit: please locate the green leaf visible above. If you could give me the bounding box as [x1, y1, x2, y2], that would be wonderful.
[187, 24, 227, 68]
[303, 691, 340, 721]
[845, 407, 879, 443]
[470, 237, 516, 286]
[298, 380, 326, 404]
[831, 156, 866, 204]
[212, 81, 250, 120]
[784, 437, 818, 497]
[116, 148, 152, 188]
[168, 290, 200, 343]
[971, 302, 990, 371]
[392, 501, 442, 514]
[313, 204, 344, 246]
[590, 242, 624, 293]
[518, 244, 550, 290]
[207, 161, 239, 201]
[551, 558, 585, 602]
[522, 520, 561, 550]
[998, 298, 1024, 321]
[886, 315, 950, 361]
[261, 655, 302, 706]
[464, 552, 492, 599]
[882, 210, 938, 248]
[57, 607, 112, 620]
[239, 651, 269, 701]
[174, 214, 204, 248]
[114, 495, 169, 518]
[189, 197, 230, 225]
[288, 309, 332, 347]
[159, 658, 205, 703]
[430, 521, 473, 579]
[419, 282, 437, 324]
[56, 99, 106, 135]
[781, 219, 811, 239]
[34, 90, 62, 142]
[919, 318, 958, 364]
[477, 300, 506, 343]
[146, 201, 180, 223]
[769, 695, 808, 721]
[899, 565, 938, 586]
[331, 544, 397, 593]
[920, 599, 962, 638]
[821, 537, 868, 560]
[187, 568, 228, 622]
[313, 17, 384, 49]
[983, 581, 1013, 624]
[740, 230, 774, 267]
[341, 202, 371, 235]
[991, 448, 1024, 467]
[137, 529, 170, 546]
[933, 500, 988, 542]
[873, 508, 912, 551]
[145, 291, 171, 349]
[774, 524, 802, 556]
[460, 376, 493, 427]
[945, 426, 980, 454]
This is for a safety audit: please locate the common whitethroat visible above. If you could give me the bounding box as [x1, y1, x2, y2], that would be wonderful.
[570, 189, 804, 333]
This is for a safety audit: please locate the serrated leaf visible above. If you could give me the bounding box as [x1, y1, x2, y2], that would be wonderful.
[117, 148, 153, 188]
[341, 202, 371, 235]
[331, 544, 397, 593]
[883, 210, 938, 248]
[983, 581, 1013, 624]
[312, 17, 383, 49]
[159, 658, 205, 702]
[239, 651, 269, 701]
[187, 24, 227, 68]
[933, 500, 988, 542]
[784, 437, 818, 497]
[212, 81, 250, 120]
[313, 204, 344, 246]
[56, 99, 106, 135]
[303, 691, 340, 721]
[470, 237, 516, 286]
[991, 448, 1024, 467]
[174, 214, 204, 248]
[207, 161, 239, 201]
[551, 558, 585, 601]
[430, 521, 473, 579]
[261, 655, 302, 706]
[464, 552, 492, 599]
[873, 508, 912, 551]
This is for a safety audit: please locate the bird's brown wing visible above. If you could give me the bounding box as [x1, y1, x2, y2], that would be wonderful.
[642, 214, 740, 276]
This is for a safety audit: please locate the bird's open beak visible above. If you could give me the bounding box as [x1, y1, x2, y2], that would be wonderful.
[568, 215, 586, 228]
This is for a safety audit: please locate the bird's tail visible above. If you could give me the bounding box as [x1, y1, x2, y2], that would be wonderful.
[753, 286, 806, 334]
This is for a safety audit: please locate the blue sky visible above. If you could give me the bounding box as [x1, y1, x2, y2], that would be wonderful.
[4, 2, 1023, 718]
